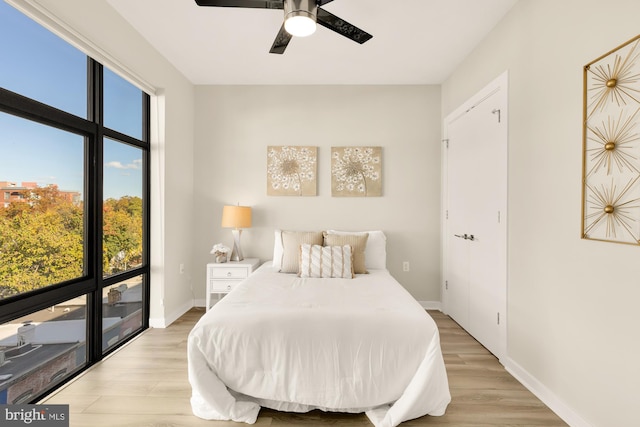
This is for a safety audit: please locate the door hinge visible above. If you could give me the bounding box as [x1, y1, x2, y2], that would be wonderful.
[498, 211, 501, 223]
[442, 138, 449, 148]
[445, 280, 448, 290]
[497, 312, 500, 325]
[446, 210, 449, 220]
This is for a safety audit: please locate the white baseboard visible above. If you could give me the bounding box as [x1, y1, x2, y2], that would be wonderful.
[504, 358, 593, 427]
[148, 317, 165, 328]
[149, 298, 194, 328]
[419, 301, 441, 310]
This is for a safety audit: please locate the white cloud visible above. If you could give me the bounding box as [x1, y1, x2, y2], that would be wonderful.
[106, 159, 142, 170]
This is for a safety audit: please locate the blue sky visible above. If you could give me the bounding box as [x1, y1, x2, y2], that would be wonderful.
[0, 1, 144, 200]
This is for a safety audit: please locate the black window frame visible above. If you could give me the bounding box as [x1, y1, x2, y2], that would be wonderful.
[0, 56, 150, 401]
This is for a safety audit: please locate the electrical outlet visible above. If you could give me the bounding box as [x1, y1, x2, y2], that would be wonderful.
[403, 261, 410, 272]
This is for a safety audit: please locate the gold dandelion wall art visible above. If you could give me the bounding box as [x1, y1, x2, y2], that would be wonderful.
[331, 146, 382, 197]
[267, 146, 317, 196]
[583, 34, 640, 245]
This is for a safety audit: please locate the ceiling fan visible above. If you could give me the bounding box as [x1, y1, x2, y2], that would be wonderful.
[194, 0, 373, 54]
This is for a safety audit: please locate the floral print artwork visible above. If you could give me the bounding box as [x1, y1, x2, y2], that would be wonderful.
[267, 146, 317, 196]
[331, 146, 382, 197]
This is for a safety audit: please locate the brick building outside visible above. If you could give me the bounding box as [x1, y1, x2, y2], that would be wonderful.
[0, 181, 80, 208]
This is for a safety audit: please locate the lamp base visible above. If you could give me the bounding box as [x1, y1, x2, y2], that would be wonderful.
[230, 229, 244, 261]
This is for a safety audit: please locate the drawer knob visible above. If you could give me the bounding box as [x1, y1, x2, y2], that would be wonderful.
[226, 272, 232, 277]
[227, 285, 232, 291]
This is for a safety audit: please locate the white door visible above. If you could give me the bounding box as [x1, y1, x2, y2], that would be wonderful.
[443, 72, 508, 360]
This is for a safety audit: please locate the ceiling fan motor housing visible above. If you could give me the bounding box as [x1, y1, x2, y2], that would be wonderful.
[284, 0, 318, 35]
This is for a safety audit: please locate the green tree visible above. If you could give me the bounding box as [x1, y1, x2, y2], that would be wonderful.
[103, 197, 143, 275]
[0, 186, 83, 298]
[0, 186, 143, 298]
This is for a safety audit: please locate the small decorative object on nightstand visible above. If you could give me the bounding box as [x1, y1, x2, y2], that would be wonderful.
[210, 243, 230, 263]
[206, 258, 260, 311]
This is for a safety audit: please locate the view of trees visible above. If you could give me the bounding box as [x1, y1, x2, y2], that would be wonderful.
[0, 186, 142, 299]
[103, 196, 143, 275]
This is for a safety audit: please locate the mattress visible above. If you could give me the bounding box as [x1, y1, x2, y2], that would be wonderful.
[188, 262, 450, 427]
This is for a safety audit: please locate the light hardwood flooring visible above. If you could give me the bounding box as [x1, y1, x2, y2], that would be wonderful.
[42, 308, 567, 427]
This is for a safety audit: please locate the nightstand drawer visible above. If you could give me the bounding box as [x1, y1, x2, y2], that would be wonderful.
[208, 267, 249, 279]
[206, 258, 260, 311]
[209, 280, 237, 293]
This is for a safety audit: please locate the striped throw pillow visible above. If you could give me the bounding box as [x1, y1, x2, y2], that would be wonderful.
[299, 244, 354, 278]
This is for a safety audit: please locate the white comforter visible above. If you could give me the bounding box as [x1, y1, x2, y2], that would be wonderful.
[188, 263, 450, 427]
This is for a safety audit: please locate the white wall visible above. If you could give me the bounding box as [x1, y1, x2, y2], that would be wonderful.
[193, 85, 442, 304]
[30, 0, 197, 326]
[441, 1, 640, 426]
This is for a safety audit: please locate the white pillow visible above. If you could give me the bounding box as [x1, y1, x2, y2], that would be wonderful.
[299, 244, 353, 278]
[325, 230, 387, 269]
[273, 229, 283, 268]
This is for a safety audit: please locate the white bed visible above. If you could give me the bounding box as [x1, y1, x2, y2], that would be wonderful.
[188, 255, 451, 427]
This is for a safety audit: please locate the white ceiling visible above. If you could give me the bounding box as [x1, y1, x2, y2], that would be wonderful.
[107, 0, 518, 85]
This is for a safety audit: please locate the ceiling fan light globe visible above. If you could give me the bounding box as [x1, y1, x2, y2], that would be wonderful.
[284, 14, 316, 37]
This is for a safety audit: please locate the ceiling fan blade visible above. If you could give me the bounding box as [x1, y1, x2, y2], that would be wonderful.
[316, 7, 372, 44]
[195, 0, 283, 9]
[269, 24, 293, 54]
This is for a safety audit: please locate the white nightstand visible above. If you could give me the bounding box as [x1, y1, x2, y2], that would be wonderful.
[206, 258, 260, 311]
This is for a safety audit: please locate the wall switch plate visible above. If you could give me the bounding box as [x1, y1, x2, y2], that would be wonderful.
[403, 261, 410, 272]
[179, 263, 185, 274]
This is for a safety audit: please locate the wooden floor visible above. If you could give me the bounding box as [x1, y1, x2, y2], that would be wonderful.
[42, 308, 567, 427]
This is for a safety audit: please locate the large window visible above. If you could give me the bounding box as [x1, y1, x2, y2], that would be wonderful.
[0, 1, 150, 403]
[0, 112, 85, 299]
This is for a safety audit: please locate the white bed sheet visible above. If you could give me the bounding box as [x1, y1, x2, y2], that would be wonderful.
[188, 262, 450, 427]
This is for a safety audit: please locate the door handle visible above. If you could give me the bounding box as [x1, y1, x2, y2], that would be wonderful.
[454, 234, 475, 241]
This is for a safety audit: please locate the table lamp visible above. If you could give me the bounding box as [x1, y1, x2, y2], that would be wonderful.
[221, 205, 252, 261]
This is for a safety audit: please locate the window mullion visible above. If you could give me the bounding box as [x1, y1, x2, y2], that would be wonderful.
[0, 87, 93, 135]
[87, 58, 104, 364]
